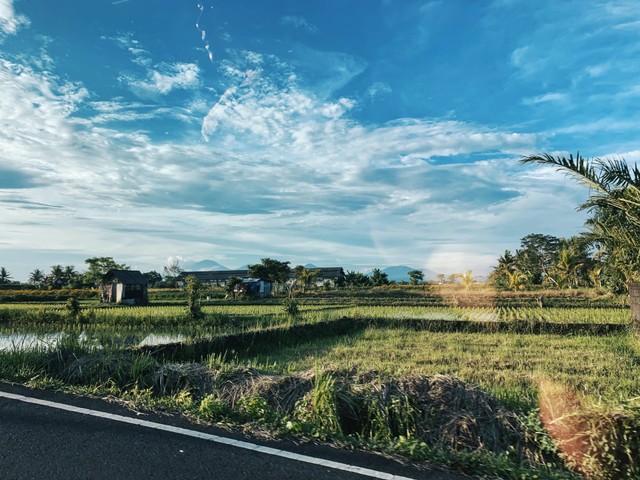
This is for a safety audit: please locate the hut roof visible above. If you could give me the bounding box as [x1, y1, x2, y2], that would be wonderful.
[176, 270, 249, 282]
[103, 269, 148, 285]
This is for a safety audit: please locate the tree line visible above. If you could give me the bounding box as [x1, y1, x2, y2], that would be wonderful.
[0, 256, 430, 291]
[0, 257, 135, 289]
[491, 153, 640, 293]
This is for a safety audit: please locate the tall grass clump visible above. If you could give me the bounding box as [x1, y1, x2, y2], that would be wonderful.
[539, 380, 640, 479]
[292, 370, 356, 435]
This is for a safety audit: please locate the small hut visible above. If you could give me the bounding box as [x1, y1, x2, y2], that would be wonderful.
[102, 269, 148, 305]
[234, 278, 272, 298]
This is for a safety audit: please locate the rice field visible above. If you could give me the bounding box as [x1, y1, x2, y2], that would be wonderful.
[239, 327, 640, 408]
[0, 291, 637, 478]
[0, 302, 631, 325]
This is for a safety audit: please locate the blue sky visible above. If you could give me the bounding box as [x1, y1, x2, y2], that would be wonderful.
[1, 0, 639, 281]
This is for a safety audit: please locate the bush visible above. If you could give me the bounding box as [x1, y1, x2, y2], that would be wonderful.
[282, 298, 299, 317]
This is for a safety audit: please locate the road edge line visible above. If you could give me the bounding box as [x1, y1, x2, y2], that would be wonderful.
[0, 390, 416, 480]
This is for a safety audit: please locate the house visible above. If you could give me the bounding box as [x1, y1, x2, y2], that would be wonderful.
[234, 278, 273, 298]
[175, 266, 345, 291]
[175, 270, 249, 287]
[309, 267, 345, 287]
[102, 269, 149, 305]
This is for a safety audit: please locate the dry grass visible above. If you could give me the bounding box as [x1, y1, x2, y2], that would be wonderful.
[539, 380, 640, 479]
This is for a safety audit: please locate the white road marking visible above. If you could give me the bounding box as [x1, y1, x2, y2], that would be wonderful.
[0, 390, 416, 480]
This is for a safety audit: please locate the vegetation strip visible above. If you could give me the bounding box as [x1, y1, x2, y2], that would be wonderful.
[137, 316, 628, 363]
[0, 390, 416, 480]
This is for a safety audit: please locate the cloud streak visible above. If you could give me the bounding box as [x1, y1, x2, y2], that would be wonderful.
[0, 0, 28, 35]
[1, 0, 630, 281]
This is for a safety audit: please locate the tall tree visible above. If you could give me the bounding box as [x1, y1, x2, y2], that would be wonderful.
[344, 270, 371, 287]
[0, 267, 12, 284]
[28, 268, 45, 287]
[293, 266, 319, 293]
[143, 270, 163, 287]
[408, 270, 424, 285]
[47, 265, 65, 288]
[370, 268, 389, 286]
[163, 258, 184, 280]
[522, 153, 640, 263]
[522, 153, 640, 328]
[517, 234, 561, 285]
[248, 258, 291, 290]
[83, 257, 128, 287]
[489, 250, 518, 290]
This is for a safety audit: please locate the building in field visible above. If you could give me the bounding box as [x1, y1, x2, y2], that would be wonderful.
[308, 267, 345, 287]
[175, 270, 249, 287]
[101, 269, 149, 305]
[176, 267, 345, 291]
[234, 278, 273, 298]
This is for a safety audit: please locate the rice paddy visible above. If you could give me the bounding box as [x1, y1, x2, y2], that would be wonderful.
[0, 289, 637, 478]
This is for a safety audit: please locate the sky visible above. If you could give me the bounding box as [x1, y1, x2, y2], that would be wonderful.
[1, 0, 640, 281]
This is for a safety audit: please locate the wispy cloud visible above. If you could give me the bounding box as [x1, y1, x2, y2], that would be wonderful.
[0, 0, 29, 36]
[281, 15, 318, 34]
[523, 92, 568, 105]
[127, 62, 201, 96]
[366, 81, 392, 100]
[104, 33, 152, 67]
[106, 34, 201, 97]
[4, 1, 620, 280]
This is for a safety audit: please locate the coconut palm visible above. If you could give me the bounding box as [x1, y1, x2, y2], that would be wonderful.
[0, 267, 11, 284]
[521, 153, 640, 240]
[521, 153, 640, 328]
[505, 268, 528, 291]
[458, 270, 475, 291]
[28, 268, 45, 287]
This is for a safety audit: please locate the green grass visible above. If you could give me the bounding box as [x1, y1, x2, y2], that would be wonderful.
[238, 328, 640, 409]
[0, 292, 638, 479]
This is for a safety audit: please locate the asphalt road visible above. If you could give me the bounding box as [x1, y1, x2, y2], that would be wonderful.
[0, 382, 470, 480]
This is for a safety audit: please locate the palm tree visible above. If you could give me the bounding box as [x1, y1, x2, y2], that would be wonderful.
[458, 270, 475, 291]
[28, 268, 45, 287]
[506, 269, 527, 291]
[489, 250, 518, 289]
[0, 267, 11, 284]
[521, 153, 640, 329]
[521, 153, 640, 244]
[48, 265, 65, 288]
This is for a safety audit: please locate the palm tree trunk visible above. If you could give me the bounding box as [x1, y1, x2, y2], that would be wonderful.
[630, 282, 640, 333]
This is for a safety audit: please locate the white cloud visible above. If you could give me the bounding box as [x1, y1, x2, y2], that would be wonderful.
[0, 0, 28, 35]
[366, 81, 392, 100]
[281, 15, 318, 33]
[523, 92, 568, 105]
[0, 36, 593, 281]
[127, 62, 200, 96]
[586, 63, 611, 77]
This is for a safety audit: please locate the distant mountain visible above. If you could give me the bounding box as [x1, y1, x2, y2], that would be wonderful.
[380, 265, 438, 283]
[304, 263, 318, 269]
[185, 260, 229, 271]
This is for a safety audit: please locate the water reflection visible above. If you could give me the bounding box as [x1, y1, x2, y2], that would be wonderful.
[0, 327, 198, 352]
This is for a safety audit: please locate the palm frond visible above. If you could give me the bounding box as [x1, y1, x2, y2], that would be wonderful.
[520, 153, 606, 192]
[597, 157, 635, 189]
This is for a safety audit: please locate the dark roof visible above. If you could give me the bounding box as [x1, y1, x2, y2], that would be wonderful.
[241, 277, 272, 284]
[289, 267, 345, 279]
[103, 269, 148, 285]
[176, 270, 249, 282]
[310, 267, 345, 278]
[176, 267, 344, 283]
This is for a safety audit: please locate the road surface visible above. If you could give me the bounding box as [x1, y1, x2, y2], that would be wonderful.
[0, 382, 469, 480]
